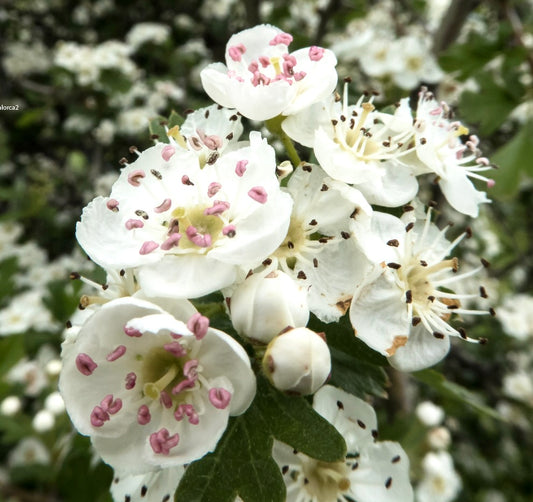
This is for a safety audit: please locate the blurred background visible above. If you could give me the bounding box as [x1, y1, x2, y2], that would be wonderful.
[0, 0, 532, 500]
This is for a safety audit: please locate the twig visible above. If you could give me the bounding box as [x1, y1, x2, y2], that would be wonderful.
[432, 0, 481, 54]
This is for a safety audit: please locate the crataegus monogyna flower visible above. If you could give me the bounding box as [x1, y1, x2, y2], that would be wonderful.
[200, 24, 337, 121]
[274, 385, 414, 502]
[59, 297, 255, 473]
[76, 132, 292, 298]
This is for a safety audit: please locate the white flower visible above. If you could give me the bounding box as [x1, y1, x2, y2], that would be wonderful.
[427, 426, 452, 450]
[270, 163, 372, 322]
[0, 396, 22, 416]
[126, 22, 171, 50]
[76, 132, 292, 299]
[59, 297, 256, 473]
[390, 35, 443, 90]
[110, 466, 184, 502]
[200, 24, 338, 121]
[410, 88, 492, 217]
[502, 372, 533, 405]
[229, 269, 309, 343]
[350, 209, 491, 371]
[45, 391, 66, 415]
[416, 401, 445, 427]
[263, 327, 331, 395]
[274, 385, 414, 502]
[283, 88, 418, 207]
[176, 104, 244, 165]
[497, 294, 533, 340]
[8, 438, 51, 467]
[33, 409, 55, 432]
[416, 451, 461, 502]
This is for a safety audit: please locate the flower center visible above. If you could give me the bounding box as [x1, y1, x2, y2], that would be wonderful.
[274, 217, 307, 262]
[142, 348, 185, 399]
[301, 459, 351, 502]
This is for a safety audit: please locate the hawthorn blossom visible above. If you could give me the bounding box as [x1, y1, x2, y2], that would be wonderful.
[274, 385, 413, 502]
[172, 104, 244, 166]
[350, 208, 492, 371]
[402, 88, 492, 217]
[416, 451, 462, 502]
[110, 466, 184, 502]
[76, 132, 292, 298]
[59, 297, 256, 473]
[269, 162, 372, 322]
[283, 88, 418, 207]
[200, 24, 338, 121]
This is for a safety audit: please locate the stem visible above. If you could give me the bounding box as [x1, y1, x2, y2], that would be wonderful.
[265, 115, 302, 167]
[432, 0, 482, 54]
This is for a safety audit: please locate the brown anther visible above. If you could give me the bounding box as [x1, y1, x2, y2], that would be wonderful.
[302, 163, 312, 172]
[427, 295, 435, 302]
[229, 114, 238, 121]
[479, 286, 488, 298]
[207, 152, 219, 165]
[489, 308, 496, 317]
[287, 241, 294, 249]
[428, 200, 438, 207]
[387, 239, 399, 247]
[309, 219, 318, 226]
[343, 76, 352, 83]
[102, 284, 109, 291]
[458, 327, 467, 339]
[262, 258, 272, 266]
[412, 316, 421, 326]
[481, 258, 491, 268]
[465, 226, 472, 238]
[313, 258, 318, 268]
[382, 141, 391, 147]
[119, 157, 128, 165]
[337, 399, 344, 409]
[331, 119, 338, 126]
[226, 132, 234, 140]
[392, 455, 401, 463]
[341, 231, 351, 239]
[128, 145, 138, 153]
[420, 137, 427, 145]
[150, 134, 159, 140]
[387, 262, 401, 269]
[320, 184, 329, 191]
[150, 169, 162, 180]
[403, 204, 414, 212]
[245, 269, 253, 279]
[385, 477, 392, 489]
[135, 210, 149, 220]
[405, 290, 412, 303]
[334, 91, 341, 102]
[420, 260, 428, 267]
[479, 337, 488, 345]
[69, 272, 81, 280]
[350, 208, 359, 219]
[297, 271, 307, 280]
[204, 109, 210, 119]
[120, 269, 126, 277]
[433, 331, 445, 339]
[405, 222, 414, 232]
[66, 320, 72, 329]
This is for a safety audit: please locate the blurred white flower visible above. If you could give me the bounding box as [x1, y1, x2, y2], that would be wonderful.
[503, 372, 533, 405]
[94, 119, 116, 145]
[0, 396, 22, 416]
[416, 401, 445, 427]
[45, 391, 66, 415]
[126, 22, 171, 50]
[498, 294, 533, 340]
[33, 409, 56, 432]
[8, 438, 51, 467]
[416, 451, 462, 502]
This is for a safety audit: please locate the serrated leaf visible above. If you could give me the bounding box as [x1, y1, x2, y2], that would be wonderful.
[413, 369, 502, 420]
[177, 397, 285, 502]
[329, 347, 388, 399]
[177, 376, 346, 502]
[491, 121, 533, 199]
[148, 116, 169, 143]
[255, 376, 346, 461]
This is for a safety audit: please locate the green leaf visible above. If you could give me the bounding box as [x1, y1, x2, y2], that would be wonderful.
[177, 376, 346, 502]
[0, 335, 25, 377]
[168, 110, 185, 128]
[459, 76, 517, 135]
[490, 121, 533, 199]
[329, 347, 388, 399]
[413, 369, 502, 420]
[0, 256, 18, 303]
[148, 116, 169, 143]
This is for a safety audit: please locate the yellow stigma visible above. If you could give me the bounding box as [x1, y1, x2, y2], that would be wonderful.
[143, 364, 179, 399]
[271, 57, 282, 75]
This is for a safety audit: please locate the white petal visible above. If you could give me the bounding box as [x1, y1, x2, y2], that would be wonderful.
[313, 385, 377, 452]
[389, 325, 451, 372]
[111, 467, 184, 502]
[349, 268, 410, 357]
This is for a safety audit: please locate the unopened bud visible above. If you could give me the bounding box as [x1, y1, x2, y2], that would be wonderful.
[262, 327, 330, 395]
[230, 271, 309, 343]
[276, 160, 293, 180]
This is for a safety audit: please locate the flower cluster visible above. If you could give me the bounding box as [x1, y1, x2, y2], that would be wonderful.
[60, 23, 496, 502]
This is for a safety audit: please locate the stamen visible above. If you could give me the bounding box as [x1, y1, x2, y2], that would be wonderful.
[149, 428, 179, 455]
[187, 313, 209, 340]
[76, 353, 97, 376]
[208, 387, 232, 409]
[106, 345, 126, 362]
[248, 186, 268, 204]
[127, 170, 145, 187]
[161, 145, 176, 161]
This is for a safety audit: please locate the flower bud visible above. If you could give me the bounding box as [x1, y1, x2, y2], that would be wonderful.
[427, 426, 451, 450]
[230, 270, 309, 343]
[262, 327, 330, 395]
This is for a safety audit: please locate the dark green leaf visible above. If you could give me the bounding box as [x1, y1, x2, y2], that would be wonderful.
[413, 369, 502, 420]
[0, 335, 25, 377]
[491, 121, 533, 199]
[177, 376, 346, 502]
[168, 110, 185, 128]
[329, 347, 388, 399]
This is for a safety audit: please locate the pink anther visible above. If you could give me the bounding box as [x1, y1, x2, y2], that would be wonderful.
[128, 170, 145, 187]
[76, 353, 97, 376]
[208, 387, 232, 410]
[187, 313, 209, 340]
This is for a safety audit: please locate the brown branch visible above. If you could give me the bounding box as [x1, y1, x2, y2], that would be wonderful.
[432, 0, 482, 54]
